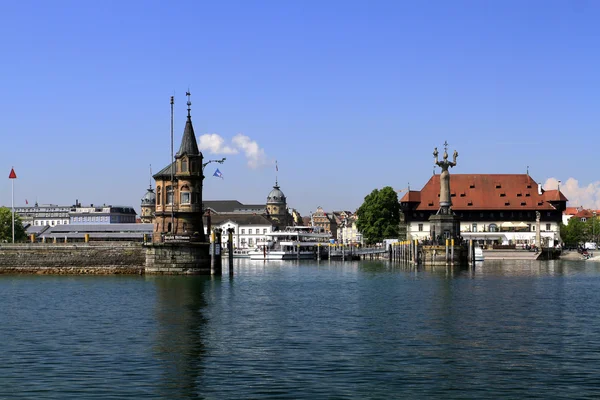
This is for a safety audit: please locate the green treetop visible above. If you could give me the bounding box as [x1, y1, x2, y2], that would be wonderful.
[356, 186, 400, 245]
[0, 207, 27, 242]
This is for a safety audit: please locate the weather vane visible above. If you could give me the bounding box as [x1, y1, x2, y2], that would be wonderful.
[186, 90, 191, 116]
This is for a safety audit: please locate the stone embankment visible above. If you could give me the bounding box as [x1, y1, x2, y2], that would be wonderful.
[0, 243, 145, 274]
[483, 249, 540, 261]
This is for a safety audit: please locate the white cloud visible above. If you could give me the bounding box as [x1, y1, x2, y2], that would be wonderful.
[197, 134, 238, 155]
[232, 134, 268, 169]
[544, 177, 600, 210]
[196, 133, 268, 169]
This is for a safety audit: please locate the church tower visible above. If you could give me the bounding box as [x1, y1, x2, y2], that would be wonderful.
[140, 185, 156, 223]
[153, 93, 206, 242]
[266, 179, 289, 230]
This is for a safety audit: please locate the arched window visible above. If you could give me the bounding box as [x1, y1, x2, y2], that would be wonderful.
[489, 224, 498, 232]
[166, 186, 173, 205]
[180, 185, 190, 204]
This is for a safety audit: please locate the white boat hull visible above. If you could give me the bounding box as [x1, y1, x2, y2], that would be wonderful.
[248, 251, 316, 260]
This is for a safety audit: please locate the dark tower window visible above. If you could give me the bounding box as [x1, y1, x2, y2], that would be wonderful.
[167, 222, 172, 232]
[181, 159, 188, 172]
[157, 187, 162, 205]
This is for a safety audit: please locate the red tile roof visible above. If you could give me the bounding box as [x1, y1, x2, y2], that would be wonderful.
[400, 174, 568, 211]
[543, 189, 568, 202]
[564, 207, 580, 215]
[574, 209, 595, 218]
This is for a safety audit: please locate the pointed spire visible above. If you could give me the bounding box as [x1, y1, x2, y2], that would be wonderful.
[176, 91, 200, 158]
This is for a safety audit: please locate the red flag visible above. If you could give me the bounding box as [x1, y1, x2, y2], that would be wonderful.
[25, 199, 28, 204]
[8, 168, 16, 179]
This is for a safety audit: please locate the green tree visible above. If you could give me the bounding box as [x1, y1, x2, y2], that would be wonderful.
[356, 186, 400, 245]
[0, 207, 27, 242]
[561, 217, 585, 247]
[584, 216, 599, 243]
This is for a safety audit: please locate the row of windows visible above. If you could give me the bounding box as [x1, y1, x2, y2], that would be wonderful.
[156, 187, 199, 206]
[239, 228, 268, 235]
[417, 223, 553, 232]
[34, 220, 69, 226]
[412, 211, 554, 218]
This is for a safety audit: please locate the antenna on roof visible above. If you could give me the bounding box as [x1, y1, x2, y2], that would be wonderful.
[527, 165, 529, 175]
[149, 164, 152, 189]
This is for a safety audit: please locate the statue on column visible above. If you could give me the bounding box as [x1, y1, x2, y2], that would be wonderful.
[434, 141, 458, 215]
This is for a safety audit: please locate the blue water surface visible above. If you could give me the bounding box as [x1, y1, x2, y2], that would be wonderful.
[1, 259, 600, 399]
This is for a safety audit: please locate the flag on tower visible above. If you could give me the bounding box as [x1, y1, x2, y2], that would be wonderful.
[8, 168, 16, 179]
[276, 161, 278, 172]
[25, 199, 28, 205]
[213, 168, 224, 179]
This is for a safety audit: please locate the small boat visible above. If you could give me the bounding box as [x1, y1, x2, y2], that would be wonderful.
[248, 226, 332, 260]
[231, 248, 250, 258]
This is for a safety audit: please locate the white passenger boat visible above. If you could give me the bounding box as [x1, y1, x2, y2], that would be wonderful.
[248, 226, 332, 260]
[230, 248, 250, 258]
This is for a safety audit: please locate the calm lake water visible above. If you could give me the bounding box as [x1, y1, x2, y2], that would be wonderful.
[2, 259, 600, 399]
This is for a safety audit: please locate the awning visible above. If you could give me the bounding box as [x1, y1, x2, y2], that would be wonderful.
[515, 222, 528, 228]
[501, 222, 514, 228]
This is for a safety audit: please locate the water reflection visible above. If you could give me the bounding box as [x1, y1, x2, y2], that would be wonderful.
[149, 275, 211, 399]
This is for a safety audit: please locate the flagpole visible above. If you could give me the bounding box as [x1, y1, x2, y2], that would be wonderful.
[170, 95, 174, 234]
[11, 176, 15, 243]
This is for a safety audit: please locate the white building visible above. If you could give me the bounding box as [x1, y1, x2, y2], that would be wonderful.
[400, 174, 568, 247]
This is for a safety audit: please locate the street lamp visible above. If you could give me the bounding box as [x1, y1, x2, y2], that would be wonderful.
[202, 157, 226, 173]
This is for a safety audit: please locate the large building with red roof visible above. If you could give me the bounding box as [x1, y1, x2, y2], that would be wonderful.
[400, 174, 567, 247]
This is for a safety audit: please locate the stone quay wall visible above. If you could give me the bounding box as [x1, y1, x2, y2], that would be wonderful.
[0, 243, 145, 274]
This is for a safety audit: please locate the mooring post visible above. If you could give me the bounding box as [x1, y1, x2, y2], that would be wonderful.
[211, 228, 223, 276]
[445, 238, 449, 263]
[328, 243, 331, 261]
[227, 228, 234, 275]
[317, 243, 321, 261]
[451, 238, 454, 264]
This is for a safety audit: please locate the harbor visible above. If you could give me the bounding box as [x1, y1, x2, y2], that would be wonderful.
[3, 258, 600, 399]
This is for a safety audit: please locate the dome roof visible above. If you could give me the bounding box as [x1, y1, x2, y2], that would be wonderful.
[267, 184, 286, 204]
[141, 188, 156, 205]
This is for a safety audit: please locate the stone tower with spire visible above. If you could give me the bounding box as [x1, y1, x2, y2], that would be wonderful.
[152, 93, 206, 242]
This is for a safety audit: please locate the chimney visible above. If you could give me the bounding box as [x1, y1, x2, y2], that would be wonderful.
[537, 183, 542, 195]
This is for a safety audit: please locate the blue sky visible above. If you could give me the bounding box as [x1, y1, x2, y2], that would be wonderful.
[1, 0, 599, 215]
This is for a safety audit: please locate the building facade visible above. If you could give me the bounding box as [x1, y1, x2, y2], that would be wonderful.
[199, 182, 298, 249]
[311, 206, 338, 236]
[70, 205, 137, 224]
[16, 201, 137, 227]
[400, 174, 567, 247]
[15, 203, 71, 227]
